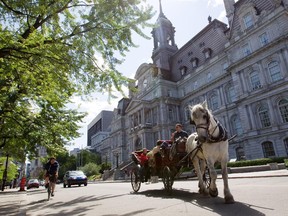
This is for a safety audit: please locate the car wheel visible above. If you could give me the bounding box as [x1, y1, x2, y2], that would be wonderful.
[68, 184, 71, 188]
[63, 183, 66, 188]
[84, 183, 87, 186]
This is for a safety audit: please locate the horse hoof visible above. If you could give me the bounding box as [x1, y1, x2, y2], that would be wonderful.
[209, 188, 218, 197]
[225, 196, 235, 204]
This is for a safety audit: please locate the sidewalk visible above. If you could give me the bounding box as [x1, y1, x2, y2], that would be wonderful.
[1, 169, 287, 216]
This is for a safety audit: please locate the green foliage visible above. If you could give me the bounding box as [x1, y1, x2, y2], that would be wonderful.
[79, 162, 100, 177]
[0, 157, 18, 182]
[284, 159, 288, 167]
[100, 162, 111, 172]
[0, 0, 155, 159]
[226, 157, 288, 168]
[77, 149, 101, 167]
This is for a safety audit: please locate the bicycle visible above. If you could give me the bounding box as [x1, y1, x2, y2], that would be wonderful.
[47, 174, 56, 201]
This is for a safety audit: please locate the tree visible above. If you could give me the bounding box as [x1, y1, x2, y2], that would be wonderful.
[80, 162, 100, 177]
[0, 0, 155, 159]
[0, 157, 18, 184]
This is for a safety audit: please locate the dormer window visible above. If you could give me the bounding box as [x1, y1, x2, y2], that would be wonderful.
[203, 48, 212, 59]
[179, 66, 187, 76]
[190, 57, 199, 68]
[243, 12, 253, 29]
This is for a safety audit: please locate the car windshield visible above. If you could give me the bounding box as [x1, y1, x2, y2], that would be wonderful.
[69, 171, 84, 176]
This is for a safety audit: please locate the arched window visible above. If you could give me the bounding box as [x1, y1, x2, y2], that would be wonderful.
[236, 147, 245, 161]
[261, 141, 275, 158]
[284, 138, 288, 156]
[231, 115, 243, 135]
[226, 84, 236, 103]
[250, 71, 262, 90]
[268, 61, 282, 82]
[258, 105, 271, 127]
[278, 99, 288, 123]
[185, 106, 190, 122]
[209, 93, 219, 110]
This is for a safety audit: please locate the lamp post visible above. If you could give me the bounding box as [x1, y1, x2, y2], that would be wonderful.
[113, 152, 119, 168]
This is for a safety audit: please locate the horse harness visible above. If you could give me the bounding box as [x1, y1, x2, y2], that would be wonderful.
[190, 109, 228, 143]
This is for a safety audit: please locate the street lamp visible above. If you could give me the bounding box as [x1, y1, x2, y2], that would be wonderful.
[114, 152, 119, 168]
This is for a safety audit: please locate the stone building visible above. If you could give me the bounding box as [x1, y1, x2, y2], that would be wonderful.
[94, 0, 288, 168]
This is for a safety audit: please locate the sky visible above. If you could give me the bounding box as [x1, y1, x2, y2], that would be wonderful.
[67, 0, 228, 151]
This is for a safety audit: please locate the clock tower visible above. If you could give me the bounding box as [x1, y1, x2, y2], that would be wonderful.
[151, 0, 178, 72]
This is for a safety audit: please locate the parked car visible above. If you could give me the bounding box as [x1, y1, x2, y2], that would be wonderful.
[27, 179, 40, 189]
[63, 170, 88, 188]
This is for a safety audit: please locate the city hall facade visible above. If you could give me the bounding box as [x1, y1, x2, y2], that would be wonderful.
[88, 0, 288, 168]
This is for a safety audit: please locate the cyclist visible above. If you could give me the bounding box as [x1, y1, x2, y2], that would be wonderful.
[44, 156, 59, 197]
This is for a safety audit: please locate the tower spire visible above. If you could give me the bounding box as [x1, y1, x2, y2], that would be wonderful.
[159, 0, 163, 15]
[159, 0, 166, 18]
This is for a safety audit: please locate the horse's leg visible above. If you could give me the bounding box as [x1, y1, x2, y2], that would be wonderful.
[199, 159, 209, 194]
[221, 161, 235, 204]
[206, 159, 218, 197]
[192, 158, 208, 195]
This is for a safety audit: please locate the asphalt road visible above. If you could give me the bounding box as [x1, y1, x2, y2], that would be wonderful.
[22, 176, 288, 216]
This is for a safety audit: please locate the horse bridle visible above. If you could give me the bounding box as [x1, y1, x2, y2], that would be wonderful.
[190, 109, 220, 142]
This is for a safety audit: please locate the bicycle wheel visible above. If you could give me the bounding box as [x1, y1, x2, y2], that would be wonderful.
[47, 182, 51, 201]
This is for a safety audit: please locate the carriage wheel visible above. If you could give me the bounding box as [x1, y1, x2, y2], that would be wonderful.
[203, 166, 211, 189]
[131, 167, 141, 192]
[162, 166, 174, 194]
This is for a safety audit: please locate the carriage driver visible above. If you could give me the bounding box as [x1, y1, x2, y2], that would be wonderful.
[171, 123, 188, 142]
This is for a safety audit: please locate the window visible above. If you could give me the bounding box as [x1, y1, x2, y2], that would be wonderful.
[231, 115, 243, 135]
[279, 99, 288, 123]
[250, 71, 262, 90]
[242, 44, 251, 56]
[180, 66, 187, 76]
[223, 62, 228, 71]
[194, 81, 198, 90]
[258, 106, 271, 127]
[207, 72, 212, 82]
[261, 141, 275, 158]
[209, 94, 219, 110]
[259, 32, 269, 46]
[185, 106, 190, 121]
[268, 61, 282, 82]
[203, 48, 212, 59]
[236, 147, 245, 161]
[243, 12, 253, 29]
[191, 58, 198, 68]
[226, 84, 236, 103]
[284, 138, 288, 155]
[168, 107, 174, 121]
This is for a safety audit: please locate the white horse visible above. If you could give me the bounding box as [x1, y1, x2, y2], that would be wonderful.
[188, 101, 235, 204]
[185, 132, 209, 195]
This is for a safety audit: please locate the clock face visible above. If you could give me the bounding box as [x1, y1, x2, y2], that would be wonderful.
[143, 79, 148, 88]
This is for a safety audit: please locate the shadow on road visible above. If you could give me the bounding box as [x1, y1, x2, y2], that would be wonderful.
[135, 188, 268, 216]
[25, 193, 126, 216]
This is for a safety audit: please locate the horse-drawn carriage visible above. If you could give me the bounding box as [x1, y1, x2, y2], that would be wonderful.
[127, 101, 235, 204]
[129, 138, 210, 194]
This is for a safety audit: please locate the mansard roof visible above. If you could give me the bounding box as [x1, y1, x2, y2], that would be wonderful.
[228, 0, 276, 39]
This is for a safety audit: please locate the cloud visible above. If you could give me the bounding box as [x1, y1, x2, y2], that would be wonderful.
[218, 10, 226, 22]
[208, 0, 224, 7]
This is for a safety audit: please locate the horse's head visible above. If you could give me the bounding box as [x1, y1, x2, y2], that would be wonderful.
[189, 101, 212, 143]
